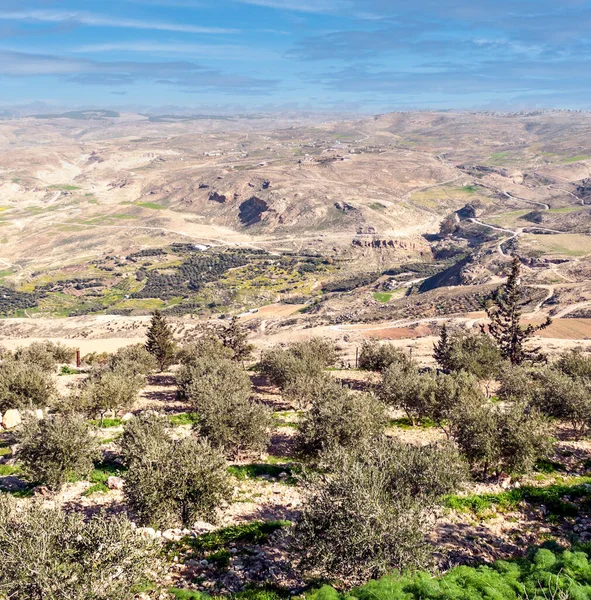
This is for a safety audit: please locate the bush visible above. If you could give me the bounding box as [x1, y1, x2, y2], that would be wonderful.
[259, 338, 338, 389]
[296, 377, 387, 459]
[177, 336, 234, 367]
[0, 495, 158, 600]
[125, 436, 232, 528]
[16, 413, 100, 490]
[0, 358, 56, 411]
[14, 340, 75, 371]
[358, 340, 410, 372]
[377, 360, 432, 425]
[83, 368, 145, 426]
[107, 344, 158, 375]
[452, 401, 552, 477]
[556, 348, 591, 380]
[293, 438, 466, 584]
[119, 412, 171, 466]
[178, 357, 271, 456]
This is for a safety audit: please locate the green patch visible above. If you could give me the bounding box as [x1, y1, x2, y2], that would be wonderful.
[560, 155, 591, 164]
[208, 548, 231, 569]
[169, 590, 209, 600]
[89, 418, 122, 428]
[373, 291, 392, 303]
[169, 412, 199, 426]
[189, 521, 290, 553]
[228, 463, 296, 484]
[136, 202, 167, 210]
[309, 545, 591, 600]
[0, 464, 20, 476]
[445, 477, 591, 518]
[535, 458, 566, 474]
[59, 365, 81, 375]
[47, 184, 81, 191]
[390, 417, 438, 429]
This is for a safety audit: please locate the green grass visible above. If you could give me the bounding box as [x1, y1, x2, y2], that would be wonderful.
[78, 461, 127, 496]
[560, 155, 591, 163]
[59, 365, 81, 375]
[309, 545, 591, 600]
[136, 202, 167, 210]
[373, 291, 393, 303]
[0, 464, 20, 476]
[228, 463, 297, 484]
[390, 417, 438, 429]
[47, 184, 81, 191]
[89, 418, 122, 428]
[445, 476, 591, 518]
[188, 520, 290, 553]
[169, 412, 199, 426]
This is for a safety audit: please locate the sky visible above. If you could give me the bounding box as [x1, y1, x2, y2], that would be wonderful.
[1, 0, 591, 113]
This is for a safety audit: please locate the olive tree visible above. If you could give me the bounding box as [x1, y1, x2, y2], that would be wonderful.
[293, 438, 467, 584]
[0, 495, 158, 600]
[125, 436, 231, 528]
[358, 340, 410, 372]
[296, 377, 387, 459]
[0, 358, 56, 412]
[178, 357, 271, 456]
[16, 413, 100, 490]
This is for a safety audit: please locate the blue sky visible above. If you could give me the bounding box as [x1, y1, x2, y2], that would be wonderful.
[1, 0, 591, 112]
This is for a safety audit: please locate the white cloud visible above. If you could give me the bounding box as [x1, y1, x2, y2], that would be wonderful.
[0, 10, 238, 34]
[72, 42, 277, 60]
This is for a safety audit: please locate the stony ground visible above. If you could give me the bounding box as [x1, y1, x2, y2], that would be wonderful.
[2, 369, 591, 596]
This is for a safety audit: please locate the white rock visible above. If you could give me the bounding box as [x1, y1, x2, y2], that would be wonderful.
[106, 476, 124, 490]
[162, 529, 183, 542]
[192, 521, 216, 534]
[121, 412, 134, 422]
[2, 409, 21, 430]
[136, 527, 157, 539]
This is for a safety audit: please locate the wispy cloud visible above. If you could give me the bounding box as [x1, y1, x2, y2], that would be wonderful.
[231, 0, 349, 14]
[0, 10, 238, 34]
[72, 42, 277, 61]
[0, 49, 277, 92]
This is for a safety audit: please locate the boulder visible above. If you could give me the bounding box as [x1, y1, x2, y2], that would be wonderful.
[2, 409, 21, 430]
[106, 476, 124, 490]
[121, 412, 134, 422]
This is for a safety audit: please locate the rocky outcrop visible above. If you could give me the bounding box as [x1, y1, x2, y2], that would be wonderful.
[208, 191, 227, 203]
[239, 197, 268, 226]
[352, 238, 422, 252]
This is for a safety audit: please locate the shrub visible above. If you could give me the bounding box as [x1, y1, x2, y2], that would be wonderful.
[125, 436, 232, 528]
[177, 336, 234, 367]
[293, 438, 466, 584]
[260, 338, 338, 389]
[358, 340, 410, 372]
[83, 369, 145, 426]
[533, 368, 591, 435]
[441, 331, 504, 395]
[178, 357, 271, 456]
[377, 360, 432, 425]
[0, 358, 56, 411]
[296, 377, 387, 459]
[107, 344, 158, 375]
[451, 401, 552, 477]
[556, 348, 591, 380]
[16, 413, 100, 490]
[119, 412, 171, 466]
[14, 341, 75, 371]
[0, 495, 157, 600]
